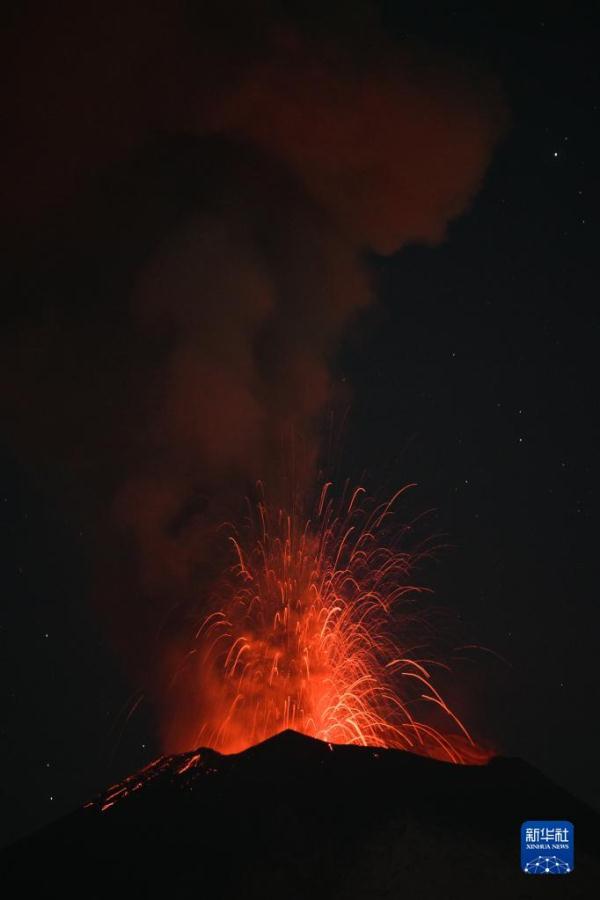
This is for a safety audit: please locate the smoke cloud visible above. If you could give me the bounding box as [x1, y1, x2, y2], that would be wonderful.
[1, 1, 506, 746]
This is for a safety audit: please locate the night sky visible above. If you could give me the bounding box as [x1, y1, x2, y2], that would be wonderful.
[1, 3, 599, 848]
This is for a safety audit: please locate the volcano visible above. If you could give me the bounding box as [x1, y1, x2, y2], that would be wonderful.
[1, 730, 598, 896]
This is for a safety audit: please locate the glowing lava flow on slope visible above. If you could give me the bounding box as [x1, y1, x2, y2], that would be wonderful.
[186, 482, 490, 764]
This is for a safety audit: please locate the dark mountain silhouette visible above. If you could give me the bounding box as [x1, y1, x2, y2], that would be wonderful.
[1, 729, 598, 897]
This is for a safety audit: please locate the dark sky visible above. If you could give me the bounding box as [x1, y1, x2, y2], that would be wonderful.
[1, 3, 599, 847]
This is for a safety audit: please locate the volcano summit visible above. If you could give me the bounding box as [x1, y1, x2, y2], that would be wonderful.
[1, 730, 598, 897]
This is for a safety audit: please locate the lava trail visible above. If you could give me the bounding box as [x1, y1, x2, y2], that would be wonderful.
[171, 482, 490, 764]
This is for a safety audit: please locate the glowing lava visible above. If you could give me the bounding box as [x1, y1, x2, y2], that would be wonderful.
[181, 482, 489, 764]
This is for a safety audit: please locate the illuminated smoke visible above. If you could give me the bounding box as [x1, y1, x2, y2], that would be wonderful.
[1, 2, 506, 749]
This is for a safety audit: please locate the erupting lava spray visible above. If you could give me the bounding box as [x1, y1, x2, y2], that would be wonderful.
[181, 482, 490, 764]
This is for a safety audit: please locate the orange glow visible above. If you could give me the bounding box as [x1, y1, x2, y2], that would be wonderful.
[175, 483, 490, 765]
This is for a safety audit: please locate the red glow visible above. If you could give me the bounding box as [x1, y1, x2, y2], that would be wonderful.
[172, 483, 490, 765]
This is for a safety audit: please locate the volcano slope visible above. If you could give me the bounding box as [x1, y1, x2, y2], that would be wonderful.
[1, 729, 598, 897]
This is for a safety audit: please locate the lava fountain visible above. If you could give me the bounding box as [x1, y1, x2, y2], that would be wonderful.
[173, 482, 490, 764]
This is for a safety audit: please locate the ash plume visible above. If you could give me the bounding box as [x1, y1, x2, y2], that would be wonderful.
[1, 1, 506, 745]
